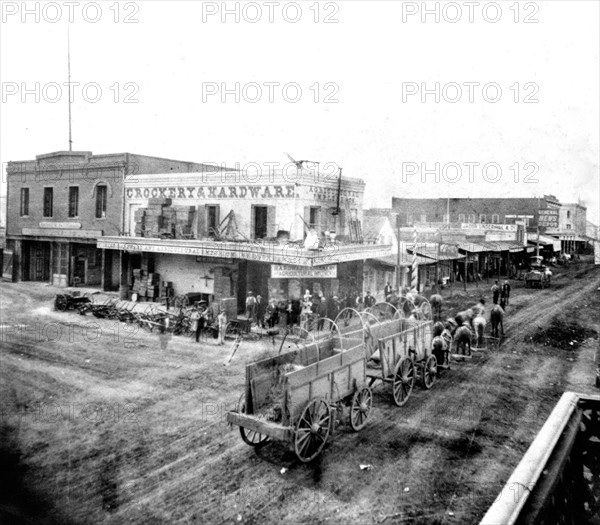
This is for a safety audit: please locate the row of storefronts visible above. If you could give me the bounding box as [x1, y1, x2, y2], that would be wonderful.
[5, 150, 595, 311]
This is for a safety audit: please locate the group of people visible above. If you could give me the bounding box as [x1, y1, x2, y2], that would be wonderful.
[490, 280, 511, 309]
[190, 303, 228, 345]
[242, 289, 382, 331]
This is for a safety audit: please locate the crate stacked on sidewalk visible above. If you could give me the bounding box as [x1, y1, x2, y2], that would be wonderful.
[131, 269, 145, 299]
[160, 281, 175, 305]
[146, 273, 160, 301]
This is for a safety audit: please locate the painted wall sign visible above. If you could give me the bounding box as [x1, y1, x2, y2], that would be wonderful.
[306, 185, 360, 204]
[271, 264, 337, 279]
[39, 222, 82, 229]
[22, 228, 103, 238]
[126, 185, 296, 200]
[460, 223, 517, 231]
[538, 209, 559, 227]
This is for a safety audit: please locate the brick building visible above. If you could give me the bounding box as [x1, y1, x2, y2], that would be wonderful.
[545, 202, 588, 253]
[98, 169, 391, 311]
[5, 151, 217, 288]
[392, 195, 562, 230]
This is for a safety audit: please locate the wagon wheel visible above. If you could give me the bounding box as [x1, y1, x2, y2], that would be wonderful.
[422, 355, 437, 390]
[54, 295, 68, 312]
[349, 387, 372, 431]
[392, 358, 415, 407]
[294, 398, 332, 463]
[237, 394, 269, 447]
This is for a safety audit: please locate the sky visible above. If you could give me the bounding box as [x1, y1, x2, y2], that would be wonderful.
[1, 0, 599, 224]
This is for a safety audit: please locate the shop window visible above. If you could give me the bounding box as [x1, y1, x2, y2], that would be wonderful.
[95, 185, 107, 219]
[207, 205, 220, 238]
[20, 188, 29, 216]
[43, 188, 53, 217]
[68, 186, 79, 217]
[253, 206, 268, 239]
[309, 207, 320, 230]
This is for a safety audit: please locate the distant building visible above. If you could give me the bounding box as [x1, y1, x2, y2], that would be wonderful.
[5, 150, 218, 287]
[391, 195, 561, 230]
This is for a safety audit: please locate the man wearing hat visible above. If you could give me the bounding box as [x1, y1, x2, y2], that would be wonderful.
[245, 291, 256, 324]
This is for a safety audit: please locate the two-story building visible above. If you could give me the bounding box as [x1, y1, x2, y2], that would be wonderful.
[5, 151, 217, 288]
[98, 169, 391, 310]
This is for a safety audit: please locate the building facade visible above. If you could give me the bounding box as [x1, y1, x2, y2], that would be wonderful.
[392, 195, 562, 231]
[5, 150, 216, 288]
[98, 169, 390, 311]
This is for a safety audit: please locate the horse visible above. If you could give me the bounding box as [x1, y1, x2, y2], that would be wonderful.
[472, 299, 486, 318]
[455, 308, 474, 328]
[432, 327, 453, 368]
[472, 315, 486, 347]
[432, 321, 445, 337]
[490, 305, 504, 338]
[454, 325, 472, 356]
[430, 294, 444, 320]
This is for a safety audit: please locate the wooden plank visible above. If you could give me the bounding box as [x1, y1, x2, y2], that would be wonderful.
[226, 412, 292, 442]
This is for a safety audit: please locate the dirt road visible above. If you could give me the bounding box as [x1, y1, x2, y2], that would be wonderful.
[1, 263, 599, 524]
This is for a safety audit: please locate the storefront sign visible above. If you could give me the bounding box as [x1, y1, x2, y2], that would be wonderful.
[22, 228, 103, 238]
[39, 222, 81, 229]
[306, 186, 360, 205]
[538, 209, 559, 228]
[460, 223, 517, 231]
[271, 264, 337, 279]
[126, 185, 296, 200]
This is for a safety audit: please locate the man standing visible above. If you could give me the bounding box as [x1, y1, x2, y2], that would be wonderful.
[256, 294, 266, 328]
[384, 282, 393, 300]
[364, 291, 376, 309]
[502, 280, 511, 306]
[217, 309, 227, 345]
[491, 281, 500, 305]
[245, 292, 256, 324]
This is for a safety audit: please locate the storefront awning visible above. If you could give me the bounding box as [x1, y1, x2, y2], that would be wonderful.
[493, 241, 525, 253]
[406, 243, 464, 261]
[528, 234, 561, 251]
[372, 255, 436, 267]
[98, 236, 393, 267]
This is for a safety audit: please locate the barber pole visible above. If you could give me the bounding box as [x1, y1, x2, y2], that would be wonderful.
[411, 228, 418, 291]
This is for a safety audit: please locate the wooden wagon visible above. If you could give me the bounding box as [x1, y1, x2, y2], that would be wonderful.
[333, 301, 436, 407]
[226, 335, 372, 462]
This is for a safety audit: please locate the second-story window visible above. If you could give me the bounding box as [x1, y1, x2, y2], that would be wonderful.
[43, 188, 53, 218]
[20, 188, 29, 216]
[68, 187, 79, 218]
[492, 214, 499, 223]
[480, 214, 486, 223]
[458, 214, 465, 223]
[95, 185, 107, 219]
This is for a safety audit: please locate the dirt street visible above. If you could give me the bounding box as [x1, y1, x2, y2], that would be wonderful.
[1, 263, 599, 524]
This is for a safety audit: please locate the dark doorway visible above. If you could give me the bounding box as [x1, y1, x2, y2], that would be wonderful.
[28, 243, 50, 281]
[253, 206, 268, 239]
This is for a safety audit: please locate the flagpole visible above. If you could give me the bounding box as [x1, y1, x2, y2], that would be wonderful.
[412, 227, 418, 292]
[67, 25, 73, 151]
